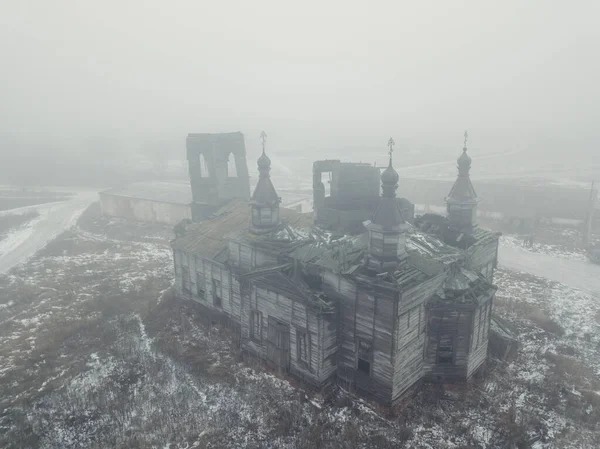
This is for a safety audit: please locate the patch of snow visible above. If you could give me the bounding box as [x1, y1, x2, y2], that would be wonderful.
[501, 235, 588, 262]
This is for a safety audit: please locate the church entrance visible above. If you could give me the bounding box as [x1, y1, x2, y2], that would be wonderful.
[266, 317, 290, 374]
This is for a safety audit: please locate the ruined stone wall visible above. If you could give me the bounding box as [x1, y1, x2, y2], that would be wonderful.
[99, 193, 192, 225]
[186, 132, 251, 217]
[313, 160, 383, 232]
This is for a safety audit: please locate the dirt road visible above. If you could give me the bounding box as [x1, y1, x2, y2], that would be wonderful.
[0, 192, 96, 274]
[498, 241, 600, 296]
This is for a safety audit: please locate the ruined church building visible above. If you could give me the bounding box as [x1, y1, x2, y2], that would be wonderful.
[172, 132, 499, 405]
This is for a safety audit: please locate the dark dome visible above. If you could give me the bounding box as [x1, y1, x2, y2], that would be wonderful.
[257, 150, 271, 170]
[381, 160, 399, 185]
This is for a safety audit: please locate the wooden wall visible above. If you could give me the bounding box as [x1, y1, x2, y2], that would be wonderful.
[423, 304, 474, 382]
[173, 249, 241, 322]
[228, 240, 279, 272]
[174, 235, 497, 405]
[100, 193, 192, 225]
[467, 296, 493, 377]
[322, 270, 397, 404]
[174, 247, 336, 387]
[392, 272, 445, 401]
[240, 282, 336, 386]
[423, 291, 495, 383]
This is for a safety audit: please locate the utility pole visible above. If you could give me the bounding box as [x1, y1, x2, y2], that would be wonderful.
[583, 181, 596, 247]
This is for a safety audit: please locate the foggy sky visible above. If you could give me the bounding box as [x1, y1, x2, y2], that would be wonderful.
[1, 0, 599, 156]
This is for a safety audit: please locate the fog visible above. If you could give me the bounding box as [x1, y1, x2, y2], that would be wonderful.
[1, 0, 599, 184]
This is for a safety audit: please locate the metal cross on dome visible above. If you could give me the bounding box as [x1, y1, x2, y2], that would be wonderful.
[463, 130, 468, 149]
[387, 137, 395, 159]
[260, 131, 267, 152]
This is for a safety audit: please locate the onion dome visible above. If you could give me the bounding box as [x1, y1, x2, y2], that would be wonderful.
[381, 157, 400, 186]
[257, 149, 271, 172]
[457, 147, 471, 175]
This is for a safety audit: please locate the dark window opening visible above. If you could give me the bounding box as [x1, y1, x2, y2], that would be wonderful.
[196, 273, 205, 300]
[437, 335, 454, 365]
[438, 354, 453, 364]
[182, 267, 191, 294]
[297, 329, 308, 365]
[320, 172, 332, 198]
[476, 308, 483, 347]
[303, 272, 322, 289]
[212, 279, 222, 308]
[250, 310, 262, 341]
[357, 340, 372, 375]
[357, 358, 371, 374]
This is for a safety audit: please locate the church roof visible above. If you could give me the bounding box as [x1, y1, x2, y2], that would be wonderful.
[251, 176, 280, 205]
[370, 155, 406, 230]
[446, 176, 479, 204]
[257, 150, 271, 170]
[414, 213, 500, 250]
[446, 138, 478, 204]
[243, 269, 334, 310]
[251, 148, 280, 206]
[381, 159, 399, 186]
[371, 197, 407, 230]
[171, 198, 312, 258]
[434, 268, 497, 304]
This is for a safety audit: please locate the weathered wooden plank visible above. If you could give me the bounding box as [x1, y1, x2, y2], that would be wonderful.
[401, 271, 445, 313]
[239, 244, 253, 270]
[355, 291, 374, 339]
[467, 240, 498, 274]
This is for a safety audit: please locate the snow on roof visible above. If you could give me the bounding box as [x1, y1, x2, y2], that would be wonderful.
[172, 199, 313, 258]
[407, 231, 462, 263]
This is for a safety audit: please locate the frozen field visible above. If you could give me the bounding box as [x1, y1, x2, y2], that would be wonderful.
[0, 202, 599, 448]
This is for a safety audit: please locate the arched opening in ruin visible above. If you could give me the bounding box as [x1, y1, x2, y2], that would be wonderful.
[320, 171, 331, 197]
[199, 153, 210, 178]
[227, 153, 238, 178]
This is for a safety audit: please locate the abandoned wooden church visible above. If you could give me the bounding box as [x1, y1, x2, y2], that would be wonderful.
[171, 132, 500, 405]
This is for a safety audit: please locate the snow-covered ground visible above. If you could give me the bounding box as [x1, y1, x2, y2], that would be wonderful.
[498, 237, 600, 296]
[0, 191, 97, 274]
[500, 235, 589, 262]
[1, 194, 599, 447]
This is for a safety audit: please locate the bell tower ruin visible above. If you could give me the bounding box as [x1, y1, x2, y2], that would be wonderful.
[186, 132, 251, 221]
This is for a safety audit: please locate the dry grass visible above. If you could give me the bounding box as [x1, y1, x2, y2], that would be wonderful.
[2, 205, 600, 448]
[495, 296, 565, 337]
[544, 352, 600, 390]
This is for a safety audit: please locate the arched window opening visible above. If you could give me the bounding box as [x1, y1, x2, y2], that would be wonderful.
[227, 153, 238, 178]
[199, 153, 210, 178]
[320, 172, 331, 197]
